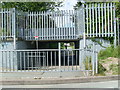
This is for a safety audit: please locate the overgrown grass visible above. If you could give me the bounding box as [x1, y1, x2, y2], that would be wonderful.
[98, 45, 120, 60]
[109, 64, 118, 75]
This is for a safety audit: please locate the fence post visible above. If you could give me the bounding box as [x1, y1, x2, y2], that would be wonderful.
[12, 8, 16, 49]
[92, 42, 95, 75]
[117, 17, 120, 46]
[113, 3, 116, 47]
[96, 48, 98, 74]
[58, 42, 61, 71]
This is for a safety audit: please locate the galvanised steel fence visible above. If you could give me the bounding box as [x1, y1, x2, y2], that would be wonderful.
[0, 3, 118, 41]
[0, 49, 98, 75]
[0, 8, 15, 39]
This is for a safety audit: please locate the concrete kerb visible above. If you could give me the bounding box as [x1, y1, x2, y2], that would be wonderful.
[0, 75, 119, 85]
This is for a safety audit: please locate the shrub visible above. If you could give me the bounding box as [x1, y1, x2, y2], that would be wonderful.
[98, 45, 120, 60]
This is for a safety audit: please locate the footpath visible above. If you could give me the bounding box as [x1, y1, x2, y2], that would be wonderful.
[0, 72, 119, 85]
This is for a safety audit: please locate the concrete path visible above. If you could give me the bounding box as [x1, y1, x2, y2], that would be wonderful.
[0, 71, 85, 80]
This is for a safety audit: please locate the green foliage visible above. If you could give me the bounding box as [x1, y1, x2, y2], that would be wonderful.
[98, 62, 106, 75]
[116, 2, 120, 18]
[83, 56, 92, 70]
[98, 45, 120, 60]
[2, 2, 62, 12]
[109, 64, 118, 75]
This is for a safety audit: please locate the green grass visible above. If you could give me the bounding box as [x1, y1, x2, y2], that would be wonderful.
[109, 64, 118, 75]
[98, 45, 120, 60]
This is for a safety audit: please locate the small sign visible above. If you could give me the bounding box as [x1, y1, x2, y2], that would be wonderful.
[34, 36, 39, 39]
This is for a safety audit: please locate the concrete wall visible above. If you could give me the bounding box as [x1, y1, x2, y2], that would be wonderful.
[79, 38, 111, 52]
[0, 41, 35, 71]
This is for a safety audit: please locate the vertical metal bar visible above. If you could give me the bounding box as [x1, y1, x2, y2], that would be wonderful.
[27, 52, 29, 71]
[2, 51, 4, 72]
[63, 10, 65, 39]
[47, 12, 49, 40]
[101, 3, 104, 37]
[35, 51, 37, 71]
[98, 3, 101, 37]
[44, 11, 46, 40]
[83, 32, 86, 48]
[20, 52, 22, 71]
[53, 12, 56, 40]
[86, 4, 88, 37]
[107, 3, 110, 37]
[76, 50, 77, 70]
[110, 3, 113, 37]
[6, 51, 7, 72]
[34, 12, 37, 39]
[61, 10, 63, 39]
[3, 8, 6, 39]
[55, 51, 56, 69]
[42, 11, 43, 40]
[24, 52, 26, 71]
[92, 43, 95, 75]
[7, 9, 9, 37]
[12, 8, 16, 49]
[117, 18, 119, 45]
[104, 3, 107, 37]
[66, 10, 68, 39]
[1, 8, 3, 39]
[29, 12, 31, 40]
[9, 51, 11, 71]
[51, 51, 52, 67]
[67, 50, 69, 71]
[10, 9, 12, 37]
[58, 43, 61, 71]
[92, 4, 95, 37]
[46, 51, 48, 70]
[73, 10, 76, 38]
[71, 10, 73, 39]
[96, 49, 98, 74]
[89, 4, 92, 37]
[59, 11, 60, 40]
[72, 50, 73, 70]
[39, 51, 41, 69]
[68, 10, 70, 39]
[25, 15, 29, 39]
[95, 3, 98, 37]
[37, 12, 39, 38]
[31, 51, 33, 71]
[57, 11, 59, 39]
[52, 11, 54, 40]
[113, 3, 116, 47]
[79, 40, 81, 70]
[64, 50, 65, 71]
[13, 51, 15, 71]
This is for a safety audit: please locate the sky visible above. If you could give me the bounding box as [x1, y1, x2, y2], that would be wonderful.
[59, 0, 78, 10]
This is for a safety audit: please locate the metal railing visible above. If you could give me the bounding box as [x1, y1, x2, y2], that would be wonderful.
[84, 3, 116, 38]
[0, 8, 15, 40]
[17, 10, 78, 40]
[0, 3, 118, 41]
[0, 49, 98, 75]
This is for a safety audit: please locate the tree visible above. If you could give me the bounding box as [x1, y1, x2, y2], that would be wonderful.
[2, 2, 63, 12]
